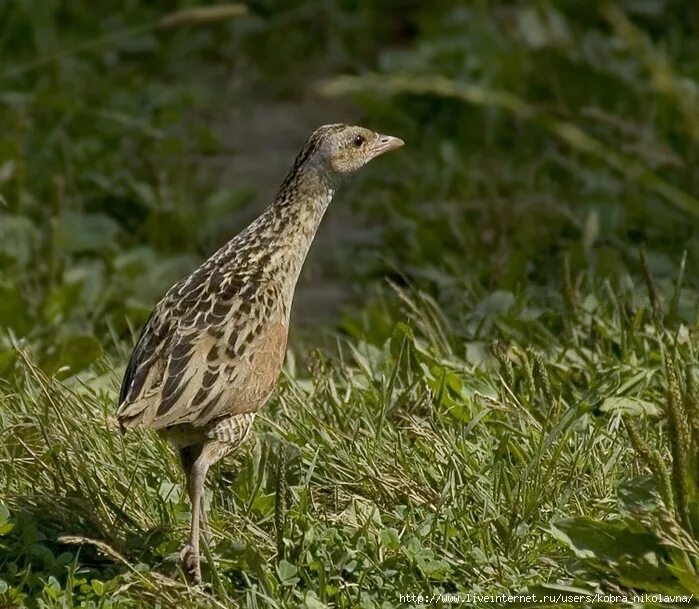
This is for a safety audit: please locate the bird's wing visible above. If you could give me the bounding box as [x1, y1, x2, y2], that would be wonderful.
[117, 302, 172, 413]
[117, 269, 288, 430]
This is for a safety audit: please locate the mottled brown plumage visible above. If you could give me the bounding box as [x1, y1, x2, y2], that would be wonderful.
[116, 124, 403, 584]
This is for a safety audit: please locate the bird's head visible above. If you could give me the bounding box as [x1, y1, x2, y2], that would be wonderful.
[300, 124, 404, 176]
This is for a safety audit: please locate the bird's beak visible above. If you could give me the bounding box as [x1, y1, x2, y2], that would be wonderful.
[372, 134, 405, 157]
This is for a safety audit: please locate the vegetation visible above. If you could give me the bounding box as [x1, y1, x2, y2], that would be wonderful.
[1, 1, 699, 607]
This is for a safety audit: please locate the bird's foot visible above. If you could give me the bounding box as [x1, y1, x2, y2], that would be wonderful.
[180, 544, 202, 585]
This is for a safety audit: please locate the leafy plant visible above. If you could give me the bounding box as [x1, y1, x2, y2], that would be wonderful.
[551, 255, 699, 596]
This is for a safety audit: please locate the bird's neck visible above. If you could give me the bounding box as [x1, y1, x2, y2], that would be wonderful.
[236, 165, 335, 296]
[272, 164, 335, 240]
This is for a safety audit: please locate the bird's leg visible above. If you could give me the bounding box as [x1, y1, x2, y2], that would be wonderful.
[183, 452, 212, 545]
[179, 446, 210, 585]
[200, 493, 213, 545]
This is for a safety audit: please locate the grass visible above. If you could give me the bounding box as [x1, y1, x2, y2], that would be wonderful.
[2, 1, 699, 607]
[2, 268, 689, 607]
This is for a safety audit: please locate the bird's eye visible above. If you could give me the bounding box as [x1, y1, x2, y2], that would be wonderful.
[352, 134, 365, 148]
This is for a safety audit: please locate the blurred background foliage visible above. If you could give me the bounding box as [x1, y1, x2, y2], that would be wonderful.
[1, 0, 698, 376]
[2, 0, 699, 606]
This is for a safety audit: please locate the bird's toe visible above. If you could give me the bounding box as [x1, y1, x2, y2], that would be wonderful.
[180, 544, 201, 584]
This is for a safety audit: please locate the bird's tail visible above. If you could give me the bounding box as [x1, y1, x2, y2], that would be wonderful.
[115, 398, 152, 431]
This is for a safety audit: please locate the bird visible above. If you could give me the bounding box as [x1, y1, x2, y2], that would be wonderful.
[116, 124, 404, 584]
